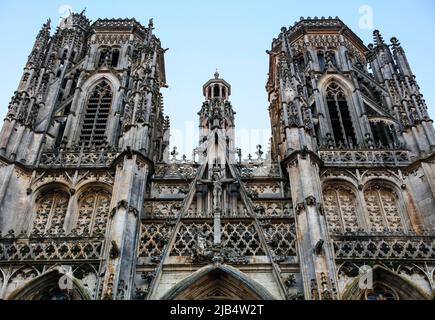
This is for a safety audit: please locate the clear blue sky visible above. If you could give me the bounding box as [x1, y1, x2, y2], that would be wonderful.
[0, 0, 434, 157]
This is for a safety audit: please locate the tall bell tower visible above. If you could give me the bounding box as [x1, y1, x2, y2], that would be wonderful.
[267, 17, 435, 300]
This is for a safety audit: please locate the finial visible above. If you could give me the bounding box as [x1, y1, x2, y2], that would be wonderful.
[214, 69, 219, 79]
[390, 37, 400, 47]
[373, 30, 385, 46]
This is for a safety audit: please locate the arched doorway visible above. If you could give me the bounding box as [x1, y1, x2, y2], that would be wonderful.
[162, 265, 274, 300]
[7, 268, 91, 300]
[341, 266, 430, 300]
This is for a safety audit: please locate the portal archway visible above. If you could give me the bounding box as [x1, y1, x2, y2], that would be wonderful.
[341, 266, 430, 300]
[162, 265, 274, 300]
[7, 268, 91, 300]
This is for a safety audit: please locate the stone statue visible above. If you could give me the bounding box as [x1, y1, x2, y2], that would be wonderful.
[212, 172, 223, 210]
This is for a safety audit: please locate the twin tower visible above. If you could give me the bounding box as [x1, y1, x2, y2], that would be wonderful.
[0, 12, 434, 300]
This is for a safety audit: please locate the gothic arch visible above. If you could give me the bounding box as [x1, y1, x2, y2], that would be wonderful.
[322, 175, 359, 189]
[317, 74, 355, 96]
[362, 179, 408, 233]
[80, 74, 120, 109]
[318, 78, 360, 147]
[72, 184, 113, 236]
[70, 74, 121, 145]
[75, 180, 113, 195]
[30, 183, 71, 236]
[4, 265, 40, 298]
[7, 268, 91, 300]
[322, 180, 363, 233]
[161, 265, 275, 300]
[341, 266, 430, 300]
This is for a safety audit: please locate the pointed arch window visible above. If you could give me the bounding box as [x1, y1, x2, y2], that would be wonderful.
[326, 83, 357, 148]
[75, 188, 111, 236]
[80, 81, 112, 146]
[364, 185, 404, 233]
[323, 185, 359, 234]
[31, 189, 69, 236]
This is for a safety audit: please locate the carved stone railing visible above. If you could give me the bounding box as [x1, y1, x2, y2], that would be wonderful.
[333, 235, 435, 261]
[0, 238, 104, 262]
[39, 149, 120, 168]
[237, 162, 282, 179]
[154, 162, 199, 179]
[318, 149, 413, 167]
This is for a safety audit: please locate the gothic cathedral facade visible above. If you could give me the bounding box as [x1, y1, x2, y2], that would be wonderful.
[0, 12, 434, 300]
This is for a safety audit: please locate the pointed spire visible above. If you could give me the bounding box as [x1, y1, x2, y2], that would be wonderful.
[373, 30, 385, 47]
[28, 18, 52, 66]
[390, 37, 413, 77]
[214, 69, 219, 79]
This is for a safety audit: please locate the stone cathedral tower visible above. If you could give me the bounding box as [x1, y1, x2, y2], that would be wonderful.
[0, 13, 434, 300]
[266, 17, 435, 300]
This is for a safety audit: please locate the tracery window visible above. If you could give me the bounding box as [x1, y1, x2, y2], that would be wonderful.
[326, 83, 357, 148]
[79, 81, 112, 146]
[323, 185, 359, 234]
[364, 185, 403, 233]
[31, 190, 69, 236]
[75, 188, 112, 236]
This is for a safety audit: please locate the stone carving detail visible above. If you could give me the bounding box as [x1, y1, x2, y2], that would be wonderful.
[143, 201, 182, 219]
[318, 150, 412, 167]
[364, 186, 403, 232]
[170, 223, 213, 257]
[0, 239, 103, 261]
[238, 162, 281, 178]
[31, 190, 69, 236]
[170, 222, 265, 258]
[253, 202, 292, 218]
[263, 222, 297, 258]
[323, 185, 359, 234]
[138, 223, 172, 257]
[221, 222, 265, 256]
[334, 236, 435, 260]
[73, 188, 111, 236]
[191, 243, 250, 265]
[39, 147, 120, 168]
[134, 271, 156, 299]
[154, 163, 198, 179]
[245, 183, 281, 197]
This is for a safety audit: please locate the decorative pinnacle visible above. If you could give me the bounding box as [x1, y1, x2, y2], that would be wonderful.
[373, 30, 385, 46]
[390, 37, 401, 48]
[214, 69, 219, 79]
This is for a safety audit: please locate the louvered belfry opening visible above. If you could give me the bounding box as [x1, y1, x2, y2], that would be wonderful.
[80, 81, 112, 146]
[326, 82, 356, 148]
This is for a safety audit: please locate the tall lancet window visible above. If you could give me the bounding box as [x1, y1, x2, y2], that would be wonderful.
[80, 81, 112, 146]
[326, 83, 357, 147]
